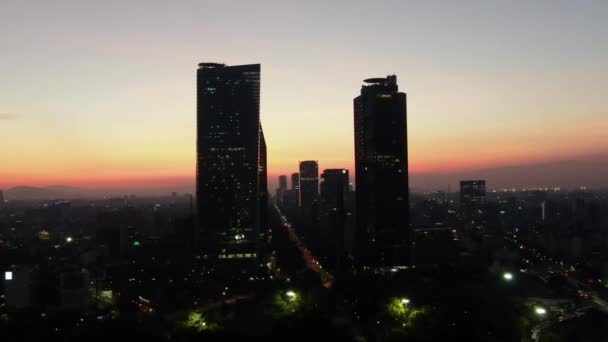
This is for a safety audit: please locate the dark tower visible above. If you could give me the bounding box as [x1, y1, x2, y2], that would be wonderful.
[460, 180, 486, 222]
[291, 173, 300, 190]
[196, 63, 266, 266]
[354, 75, 410, 267]
[276, 175, 288, 205]
[278, 175, 288, 190]
[259, 127, 268, 246]
[320, 169, 350, 268]
[320, 169, 349, 213]
[298, 161, 319, 211]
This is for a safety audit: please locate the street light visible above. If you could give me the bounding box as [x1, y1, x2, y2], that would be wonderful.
[534, 306, 547, 316]
[286, 290, 297, 299]
[503, 272, 513, 281]
[401, 298, 410, 305]
[66, 236, 73, 243]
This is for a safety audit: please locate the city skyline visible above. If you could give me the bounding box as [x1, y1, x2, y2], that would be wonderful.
[2, 2, 608, 340]
[1, 1, 607, 191]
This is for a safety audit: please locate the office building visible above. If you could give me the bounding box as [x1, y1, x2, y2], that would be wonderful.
[276, 175, 288, 204]
[291, 173, 300, 190]
[298, 161, 319, 211]
[259, 127, 268, 245]
[460, 180, 486, 220]
[320, 169, 350, 268]
[354, 75, 410, 267]
[279, 175, 288, 190]
[320, 169, 349, 212]
[196, 62, 267, 264]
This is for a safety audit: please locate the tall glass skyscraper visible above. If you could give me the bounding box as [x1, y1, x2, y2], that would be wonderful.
[320, 168, 349, 213]
[298, 160, 319, 212]
[354, 75, 410, 267]
[196, 63, 267, 265]
[460, 180, 486, 221]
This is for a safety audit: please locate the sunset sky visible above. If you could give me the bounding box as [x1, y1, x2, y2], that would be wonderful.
[1, 1, 607, 191]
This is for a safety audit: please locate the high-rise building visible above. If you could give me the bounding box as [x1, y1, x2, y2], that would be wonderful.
[298, 161, 319, 211]
[259, 127, 268, 245]
[354, 75, 410, 267]
[0, 189, 4, 206]
[279, 175, 288, 190]
[291, 173, 300, 190]
[320, 169, 350, 267]
[460, 180, 486, 220]
[320, 169, 349, 212]
[276, 175, 288, 205]
[279, 173, 300, 210]
[196, 63, 266, 265]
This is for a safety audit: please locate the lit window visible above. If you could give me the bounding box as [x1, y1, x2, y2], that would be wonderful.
[5, 271, 12, 280]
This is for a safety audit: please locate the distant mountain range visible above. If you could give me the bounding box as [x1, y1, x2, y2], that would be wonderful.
[3, 184, 195, 200]
[4, 185, 84, 200]
[2, 157, 606, 200]
[410, 158, 608, 191]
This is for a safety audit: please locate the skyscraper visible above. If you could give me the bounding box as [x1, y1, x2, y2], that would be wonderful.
[354, 75, 410, 267]
[278, 175, 288, 190]
[196, 63, 267, 265]
[320, 169, 349, 212]
[291, 173, 300, 191]
[460, 180, 486, 220]
[298, 161, 319, 211]
[276, 175, 288, 205]
[320, 169, 350, 267]
[259, 127, 268, 245]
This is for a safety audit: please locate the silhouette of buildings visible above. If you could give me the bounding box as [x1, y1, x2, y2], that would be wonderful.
[0, 189, 4, 205]
[320, 169, 350, 268]
[291, 172, 300, 191]
[320, 169, 349, 213]
[298, 161, 319, 214]
[279, 175, 287, 190]
[354, 75, 410, 267]
[460, 180, 486, 221]
[259, 126, 268, 245]
[196, 62, 267, 265]
[276, 175, 288, 205]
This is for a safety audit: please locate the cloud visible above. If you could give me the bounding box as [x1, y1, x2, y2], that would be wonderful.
[0, 113, 17, 120]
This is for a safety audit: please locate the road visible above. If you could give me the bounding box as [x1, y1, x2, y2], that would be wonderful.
[274, 203, 334, 288]
[505, 233, 608, 340]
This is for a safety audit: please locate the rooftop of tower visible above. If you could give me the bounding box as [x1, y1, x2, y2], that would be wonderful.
[363, 75, 397, 85]
[198, 62, 226, 69]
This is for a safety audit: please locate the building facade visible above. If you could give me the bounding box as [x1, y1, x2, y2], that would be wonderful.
[354, 75, 410, 267]
[298, 161, 319, 212]
[276, 175, 288, 205]
[460, 180, 486, 221]
[320, 169, 349, 213]
[196, 63, 267, 264]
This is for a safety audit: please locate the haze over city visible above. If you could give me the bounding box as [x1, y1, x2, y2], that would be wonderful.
[3, 1, 608, 341]
[1, 0, 607, 194]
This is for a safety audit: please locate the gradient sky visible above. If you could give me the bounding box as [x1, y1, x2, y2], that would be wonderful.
[1, 0, 607, 191]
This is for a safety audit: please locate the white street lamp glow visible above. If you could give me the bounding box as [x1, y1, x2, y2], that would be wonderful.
[535, 307, 547, 315]
[401, 298, 410, 305]
[503, 272, 513, 281]
[286, 291, 296, 298]
[66, 237, 73, 243]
